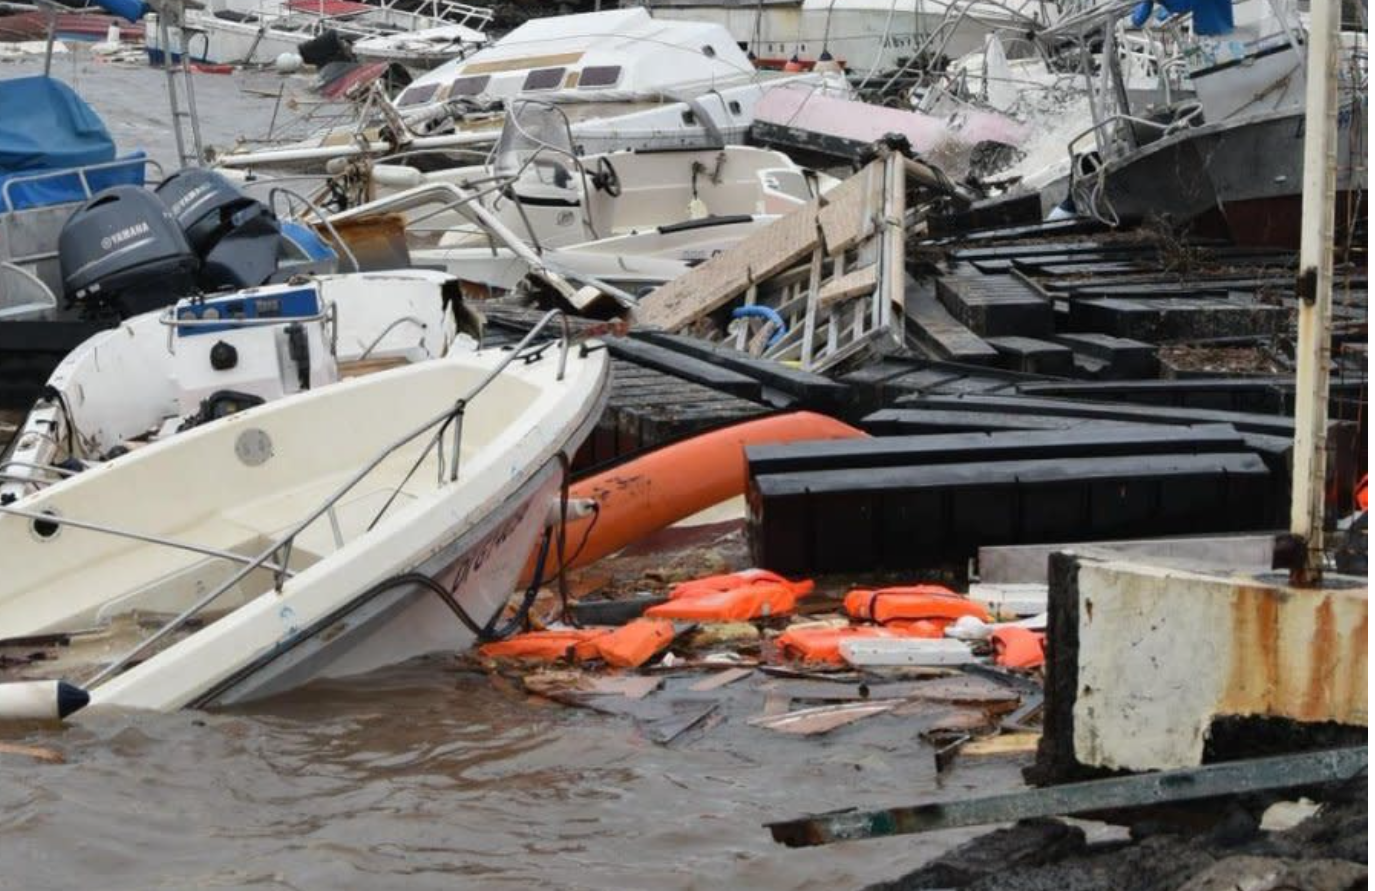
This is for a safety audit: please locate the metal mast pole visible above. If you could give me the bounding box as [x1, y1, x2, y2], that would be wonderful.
[1288, 0, 1340, 585]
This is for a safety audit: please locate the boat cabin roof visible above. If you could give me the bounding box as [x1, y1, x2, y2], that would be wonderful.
[396, 8, 755, 109]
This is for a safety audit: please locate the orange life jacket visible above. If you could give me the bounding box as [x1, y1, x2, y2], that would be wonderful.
[777, 625, 942, 665]
[647, 581, 801, 621]
[669, 569, 814, 600]
[844, 586, 990, 625]
[478, 628, 609, 663]
[593, 618, 676, 668]
[990, 626, 1046, 669]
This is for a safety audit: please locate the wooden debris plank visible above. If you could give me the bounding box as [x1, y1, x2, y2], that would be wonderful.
[817, 265, 879, 310]
[688, 667, 755, 692]
[636, 201, 821, 330]
[818, 161, 881, 254]
[748, 699, 905, 735]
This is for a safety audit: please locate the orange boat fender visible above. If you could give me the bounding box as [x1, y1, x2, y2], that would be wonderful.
[777, 626, 910, 665]
[594, 618, 676, 668]
[191, 62, 235, 74]
[1356, 474, 1368, 512]
[523, 411, 866, 583]
[646, 582, 800, 622]
[990, 627, 1046, 669]
[669, 569, 813, 600]
[478, 628, 608, 663]
[844, 586, 990, 625]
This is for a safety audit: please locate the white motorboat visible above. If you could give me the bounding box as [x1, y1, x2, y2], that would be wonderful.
[352, 22, 487, 69]
[628, 0, 1052, 75]
[314, 100, 832, 298]
[144, 0, 492, 66]
[217, 8, 851, 172]
[0, 313, 608, 713]
[0, 269, 465, 503]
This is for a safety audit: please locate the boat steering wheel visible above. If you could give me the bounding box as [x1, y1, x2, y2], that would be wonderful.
[593, 157, 622, 197]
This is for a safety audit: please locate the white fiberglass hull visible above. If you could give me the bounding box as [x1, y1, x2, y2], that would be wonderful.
[0, 341, 609, 712]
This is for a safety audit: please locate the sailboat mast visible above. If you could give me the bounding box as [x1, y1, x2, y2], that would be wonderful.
[1287, 0, 1340, 585]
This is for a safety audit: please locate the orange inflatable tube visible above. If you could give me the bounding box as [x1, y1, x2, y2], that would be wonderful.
[529, 412, 866, 580]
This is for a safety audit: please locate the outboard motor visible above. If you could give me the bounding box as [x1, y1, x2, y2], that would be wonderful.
[156, 168, 282, 291]
[58, 186, 197, 319]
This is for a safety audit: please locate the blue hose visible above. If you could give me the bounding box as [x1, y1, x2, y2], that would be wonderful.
[731, 305, 787, 348]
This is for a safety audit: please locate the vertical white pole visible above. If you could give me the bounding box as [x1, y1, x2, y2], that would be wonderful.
[1288, 0, 1340, 584]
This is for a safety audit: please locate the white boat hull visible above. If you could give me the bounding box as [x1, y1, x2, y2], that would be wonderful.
[0, 342, 610, 712]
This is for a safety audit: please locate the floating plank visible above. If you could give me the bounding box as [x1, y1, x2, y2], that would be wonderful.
[748, 700, 904, 735]
[766, 746, 1368, 846]
[688, 667, 754, 692]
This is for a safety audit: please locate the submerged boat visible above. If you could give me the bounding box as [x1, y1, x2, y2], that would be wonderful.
[0, 314, 608, 713]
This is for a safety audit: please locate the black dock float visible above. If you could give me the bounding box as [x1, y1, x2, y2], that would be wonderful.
[903, 280, 1001, 365]
[986, 336, 1074, 376]
[891, 394, 1297, 437]
[747, 453, 1274, 574]
[745, 424, 1251, 475]
[859, 409, 1142, 435]
[1067, 296, 1291, 341]
[632, 331, 850, 412]
[602, 337, 764, 401]
[1049, 332, 1158, 379]
[935, 271, 1054, 337]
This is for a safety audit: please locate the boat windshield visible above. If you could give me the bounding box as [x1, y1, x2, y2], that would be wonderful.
[492, 101, 578, 188]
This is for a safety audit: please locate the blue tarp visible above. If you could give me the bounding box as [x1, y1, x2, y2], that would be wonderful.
[1130, 0, 1235, 36]
[0, 76, 117, 173]
[0, 75, 146, 211]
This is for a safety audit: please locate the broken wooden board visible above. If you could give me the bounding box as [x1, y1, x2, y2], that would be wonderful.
[748, 700, 905, 735]
[961, 731, 1042, 757]
[0, 741, 65, 763]
[817, 265, 878, 310]
[817, 163, 881, 254]
[635, 200, 821, 331]
[688, 667, 754, 692]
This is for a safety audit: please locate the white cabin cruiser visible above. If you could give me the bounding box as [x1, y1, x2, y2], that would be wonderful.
[217, 8, 851, 172]
[0, 313, 608, 713]
[352, 21, 488, 69]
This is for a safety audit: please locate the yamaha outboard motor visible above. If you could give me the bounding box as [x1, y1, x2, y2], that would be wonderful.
[58, 186, 197, 319]
[156, 168, 282, 291]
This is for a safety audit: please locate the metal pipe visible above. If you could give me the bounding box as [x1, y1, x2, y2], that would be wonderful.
[0, 504, 296, 577]
[1289, 0, 1340, 584]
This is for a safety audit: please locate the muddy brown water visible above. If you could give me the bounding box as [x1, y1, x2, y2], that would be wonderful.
[0, 660, 1025, 890]
[0, 52, 1027, 889]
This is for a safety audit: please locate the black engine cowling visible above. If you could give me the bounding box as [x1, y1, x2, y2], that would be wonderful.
[156, 168, 283, 291]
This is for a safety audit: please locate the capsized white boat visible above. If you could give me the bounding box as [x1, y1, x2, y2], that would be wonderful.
[0, 314, 608, 713]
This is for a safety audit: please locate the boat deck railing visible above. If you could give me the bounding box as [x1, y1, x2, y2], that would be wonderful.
[0, 308, 574, 690]
[1, 156, 167, 271]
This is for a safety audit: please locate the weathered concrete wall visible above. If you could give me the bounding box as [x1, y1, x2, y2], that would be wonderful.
[1071, 560, 1367, 772]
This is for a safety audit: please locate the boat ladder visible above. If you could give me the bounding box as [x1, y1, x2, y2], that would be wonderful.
[153, 0, 206, 167]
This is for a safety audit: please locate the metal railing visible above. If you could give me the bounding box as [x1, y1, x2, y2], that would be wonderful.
[74, 308, 572, 688]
